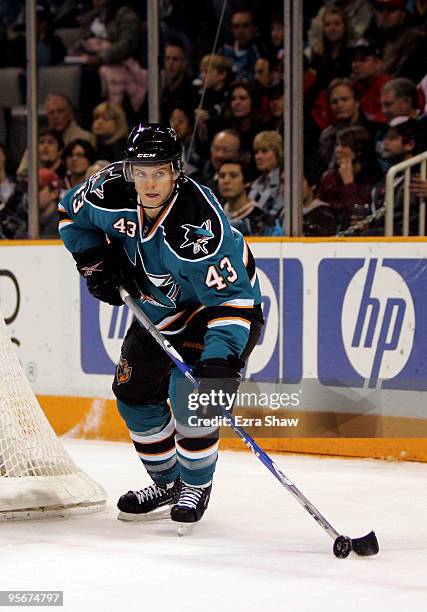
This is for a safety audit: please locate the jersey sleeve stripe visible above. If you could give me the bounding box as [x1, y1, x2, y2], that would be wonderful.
[59, 219, 74, 230]
[207, 316, 251, 330]
[219, 299, 254, 308]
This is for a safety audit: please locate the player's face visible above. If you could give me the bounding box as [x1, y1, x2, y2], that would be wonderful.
[254, 146, 278, 174]
[329, 85, 358, 121]
[132, 163, 177, 209]
[218, 163, 245, 199]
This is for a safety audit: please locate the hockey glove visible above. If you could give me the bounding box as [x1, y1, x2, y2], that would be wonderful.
[73, 244, 139, 306]
[192, 357, 243, 417]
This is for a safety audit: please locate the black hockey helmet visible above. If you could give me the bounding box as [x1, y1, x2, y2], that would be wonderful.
[123, 123, 183, 181]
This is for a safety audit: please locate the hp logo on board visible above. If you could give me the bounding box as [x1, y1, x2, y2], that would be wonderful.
[341, 259, 415, 388]
[318, 257, 427, 391]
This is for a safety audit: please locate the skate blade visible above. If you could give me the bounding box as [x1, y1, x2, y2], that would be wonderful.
[176, 522, 197, 537]
[117, 505, 171, 523]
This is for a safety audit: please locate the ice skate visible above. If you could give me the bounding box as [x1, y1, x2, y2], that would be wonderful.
[171, 482, 212, 535]
[117, 477, 181, 522]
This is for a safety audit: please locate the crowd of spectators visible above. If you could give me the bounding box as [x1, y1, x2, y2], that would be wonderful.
[0, 0, 427, 239]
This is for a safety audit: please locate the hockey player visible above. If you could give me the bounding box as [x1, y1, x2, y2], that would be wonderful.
[59, 123, 263, 526]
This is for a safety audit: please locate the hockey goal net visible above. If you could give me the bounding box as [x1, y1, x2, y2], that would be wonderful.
[0, 308, 107, 519]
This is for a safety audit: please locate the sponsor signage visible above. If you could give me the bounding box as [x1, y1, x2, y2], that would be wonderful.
[1, 242, 427, 416]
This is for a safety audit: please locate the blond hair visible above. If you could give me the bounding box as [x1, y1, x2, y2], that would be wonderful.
[200, 54, 232, 75]
[253, 131, 283, 166]
[92, 102, 129, 144]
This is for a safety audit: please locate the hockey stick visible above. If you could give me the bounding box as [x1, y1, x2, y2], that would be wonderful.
[119, 288, 379, 558]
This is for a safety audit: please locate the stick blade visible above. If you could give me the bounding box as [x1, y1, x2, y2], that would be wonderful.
[351, 530, 379, 556]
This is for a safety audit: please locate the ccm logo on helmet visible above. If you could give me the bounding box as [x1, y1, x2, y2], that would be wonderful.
[137, 153, 157, 158]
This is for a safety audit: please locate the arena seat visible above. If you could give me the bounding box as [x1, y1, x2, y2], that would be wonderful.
[0, 68, 25, 108]
[38, 65, 81, 108]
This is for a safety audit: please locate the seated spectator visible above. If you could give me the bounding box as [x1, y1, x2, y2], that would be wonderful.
[45, 94, 94, 145]
[3, 2, 66, 68]
[193, 54, 232, 143]
[267, 13, 284, 64]
[318, 78, 381, 175]
[222, 81, 267, 155]
[381, 78, 427, 123]
[308, 1, 373, 48]
[38, 128, 66, 180]
[303, 57, 323, 158]
[363, 117, 424, 235]
[91, 102, 128, 162]
[377, 78, 427, 168]
[255, 57, 273, 90]
[218, 158, 282, 236]
[318, 125, 382, 229]
[307, 6, 353, 89]
[0, 168, 61, 239]
[367, 0, 427, 83]
[63, 139, 96, 190]
[254, 56, 274, 119]
[16, 94, 94, 179]
[71, 0, 146, 121]
[169, 106, 202, 177]
[200, 129, 243, 196]
[0, 144, 15, 210]
[302, 169, 338, 237]
[267, 81, 284, 138]
[219, 8, 260, 81]
[249, 131, 284, 217]
[161, 41, 195, 122]
[350, 39, 390, 123]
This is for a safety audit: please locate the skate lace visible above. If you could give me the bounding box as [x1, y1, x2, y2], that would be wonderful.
[178, 485, 204, 509]
[134, 484, 166, 504]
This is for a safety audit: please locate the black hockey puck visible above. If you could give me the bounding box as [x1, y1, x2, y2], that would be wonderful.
[333, 535, 352, 558]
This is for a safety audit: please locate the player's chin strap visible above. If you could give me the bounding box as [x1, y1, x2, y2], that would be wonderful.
[118, 286, 379, 559]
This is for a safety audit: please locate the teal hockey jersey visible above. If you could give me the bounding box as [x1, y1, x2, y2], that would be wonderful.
[59, 162, 262, 361]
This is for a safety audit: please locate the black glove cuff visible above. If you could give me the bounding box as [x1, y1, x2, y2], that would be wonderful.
[193, 356, 244, 380]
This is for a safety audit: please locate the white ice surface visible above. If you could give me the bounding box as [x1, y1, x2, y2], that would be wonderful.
[1, 439, 426, 612]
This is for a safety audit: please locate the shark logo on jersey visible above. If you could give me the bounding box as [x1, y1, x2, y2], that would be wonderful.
[137, 250, 180, 308]
[180, 220, 214, 255]
[140, 271, 180, 308]
[87, 166, 122, 199]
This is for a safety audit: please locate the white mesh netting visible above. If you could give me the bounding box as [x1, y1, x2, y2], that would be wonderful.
[0, 309, 107, 519]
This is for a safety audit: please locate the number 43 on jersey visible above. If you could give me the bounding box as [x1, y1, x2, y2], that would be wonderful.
[205, 257, 238, 290]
